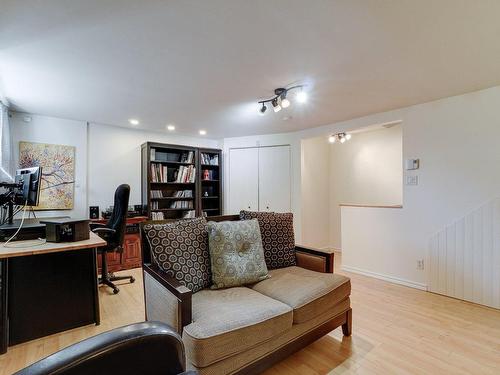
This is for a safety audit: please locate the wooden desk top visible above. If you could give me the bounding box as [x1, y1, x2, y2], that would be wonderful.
[0, 232, 106, 259]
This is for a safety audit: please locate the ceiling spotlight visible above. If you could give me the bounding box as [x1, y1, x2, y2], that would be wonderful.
[296, 90, 307, 103]
[167, 124, 175, 131]
[340, 137, 346, 143]
[328, 135, 336, 143]
[199, 130, 207, 135]
[129, 118, 139, 126]
[257, 85, 306, 114]
[272, 98, 282, 113]
[259, 103, 267, 115]
[345, 133, 352, 140]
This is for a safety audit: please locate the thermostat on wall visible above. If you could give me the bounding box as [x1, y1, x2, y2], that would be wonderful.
[405, 158, 419, 170]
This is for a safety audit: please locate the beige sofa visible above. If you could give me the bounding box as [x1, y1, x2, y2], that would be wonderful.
[141, 215, 351, 375]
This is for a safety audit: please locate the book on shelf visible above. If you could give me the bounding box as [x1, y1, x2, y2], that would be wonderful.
[151, 150, 194, 163]
[170, 201, 194, 209]
[173, 190, 193, 198]
[200, 153, 219, 166]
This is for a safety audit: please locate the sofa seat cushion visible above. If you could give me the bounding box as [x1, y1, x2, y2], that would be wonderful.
[251, 266, 351, 324]
[183, 287, 293, 368]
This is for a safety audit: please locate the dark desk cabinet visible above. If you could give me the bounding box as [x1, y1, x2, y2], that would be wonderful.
[92, 217, 147, 273]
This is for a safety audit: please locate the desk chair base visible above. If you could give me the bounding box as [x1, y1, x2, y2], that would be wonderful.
[99, 251, 135, 294]
[99, 273, 135, 294]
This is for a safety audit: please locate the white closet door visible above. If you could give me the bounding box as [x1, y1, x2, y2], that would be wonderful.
[258, 146, 291, 212]
[228, 148, 259, 214]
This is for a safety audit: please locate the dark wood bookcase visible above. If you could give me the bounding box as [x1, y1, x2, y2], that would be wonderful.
[141, 142, 222, 220]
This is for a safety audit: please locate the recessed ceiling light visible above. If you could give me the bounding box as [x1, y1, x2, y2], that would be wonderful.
[167, 124, 175, 131]
[129, 118, 139, 126]
[199, 130, 207, 135]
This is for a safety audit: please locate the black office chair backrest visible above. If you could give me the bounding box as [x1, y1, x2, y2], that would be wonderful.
[106, 184, 130, 249]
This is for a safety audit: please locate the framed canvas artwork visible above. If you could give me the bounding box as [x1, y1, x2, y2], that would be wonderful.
[18, 141, 75, 210]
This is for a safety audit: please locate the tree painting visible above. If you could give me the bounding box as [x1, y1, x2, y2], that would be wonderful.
[19, 142, 75, 210]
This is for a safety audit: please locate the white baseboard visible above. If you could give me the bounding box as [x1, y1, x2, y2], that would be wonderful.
[341, 265, 428, 291]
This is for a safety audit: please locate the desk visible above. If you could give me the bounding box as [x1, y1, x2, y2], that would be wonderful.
[0, 232, 106, 354]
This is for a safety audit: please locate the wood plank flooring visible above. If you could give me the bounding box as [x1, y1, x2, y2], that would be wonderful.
[1, 255, 500, 374]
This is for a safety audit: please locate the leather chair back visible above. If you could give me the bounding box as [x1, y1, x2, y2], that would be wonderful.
[106, 184, 130, 250]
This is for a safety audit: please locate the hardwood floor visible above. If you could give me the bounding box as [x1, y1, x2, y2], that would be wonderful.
[2, 256, 500, 374]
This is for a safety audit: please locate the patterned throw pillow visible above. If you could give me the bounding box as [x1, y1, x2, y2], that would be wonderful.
[207, 219, 269, 289]
[239, 211, 296, 269]
[143, 217, 211, 293]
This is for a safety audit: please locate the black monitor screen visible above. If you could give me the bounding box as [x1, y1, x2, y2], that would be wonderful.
[14, 167, 42, 206]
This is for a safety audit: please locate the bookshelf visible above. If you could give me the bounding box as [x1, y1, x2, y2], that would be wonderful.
[199, 148, 223, 217]
[141, 143, 222, 220]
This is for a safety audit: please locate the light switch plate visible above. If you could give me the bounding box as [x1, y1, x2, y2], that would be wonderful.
[406, 175, 418, 186]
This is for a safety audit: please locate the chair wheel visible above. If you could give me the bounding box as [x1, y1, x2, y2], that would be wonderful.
[113, 288, 119, 294]
[130, 277, 135, 283]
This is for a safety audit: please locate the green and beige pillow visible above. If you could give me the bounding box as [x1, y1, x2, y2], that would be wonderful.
[207, 219, 269, 289]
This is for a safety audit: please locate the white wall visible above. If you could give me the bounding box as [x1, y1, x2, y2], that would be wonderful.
[9, 113, 219, 218]
[88, 123, 218, 211]
[300, 136, 331, 248]
[329, 125, 402, 249]
[340, 86, 500, 290]
[10, 113, 88, 218]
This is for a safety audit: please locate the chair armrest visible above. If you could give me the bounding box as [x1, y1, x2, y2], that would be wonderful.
[295, 245, 335, 273]
[89, 222, 106, 230]
[143, 263, 192, 331]
[14, 322, 194, 375]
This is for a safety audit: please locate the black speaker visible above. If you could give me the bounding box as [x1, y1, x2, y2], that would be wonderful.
[89, 206, 99, 219]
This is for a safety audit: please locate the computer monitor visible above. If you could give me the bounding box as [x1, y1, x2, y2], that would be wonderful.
[14, 167, 42, 206]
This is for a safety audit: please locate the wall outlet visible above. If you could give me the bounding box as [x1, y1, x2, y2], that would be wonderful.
[406, 175, 418, 186]
[417, 259, 425, 270]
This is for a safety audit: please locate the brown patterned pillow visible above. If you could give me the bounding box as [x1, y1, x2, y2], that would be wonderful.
[239, 211, 296, 269]
[143, 217, 211, 293]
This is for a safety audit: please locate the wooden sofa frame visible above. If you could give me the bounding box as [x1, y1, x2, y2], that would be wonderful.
[140, 214, 351, 374]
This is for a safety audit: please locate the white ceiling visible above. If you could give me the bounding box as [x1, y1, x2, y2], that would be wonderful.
[1, 0, 500, 138]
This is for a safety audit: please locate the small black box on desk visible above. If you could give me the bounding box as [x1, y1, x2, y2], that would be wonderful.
[40, 219, 90, 243]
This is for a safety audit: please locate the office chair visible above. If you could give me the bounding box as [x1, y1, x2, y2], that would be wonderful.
[15, 322, 198, 375]
[90, 184, 135, 294]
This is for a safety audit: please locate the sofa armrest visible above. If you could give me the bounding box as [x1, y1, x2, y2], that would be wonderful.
[295, 245, 334, 273]
[143, 263, 192, 333]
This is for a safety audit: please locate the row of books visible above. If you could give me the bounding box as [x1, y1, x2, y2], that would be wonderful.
[151, 149, 195, 164]
[174, 166, 196, 183]
[150, 164, 196, 183]
[201, 153, 219, 166]
[150, 189, 193, 198]
[150, 163, 169, 182]
[170, 201, 194, 209]
[151, 212, 165, 220]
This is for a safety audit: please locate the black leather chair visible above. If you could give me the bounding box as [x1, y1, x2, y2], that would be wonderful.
[14, 322, 198, 375]
[90, 184, 135, 294]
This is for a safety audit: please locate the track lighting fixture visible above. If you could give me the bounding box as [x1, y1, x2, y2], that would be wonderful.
[328, 132, 352, 144]
[272, 97, 282, 113]
[258, 85, 306, 115]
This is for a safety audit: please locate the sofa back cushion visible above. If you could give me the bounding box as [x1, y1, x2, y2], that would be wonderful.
[239, 211, 296, 269]
[207, 219, 269, 289]
[143, 217, 211, 293]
